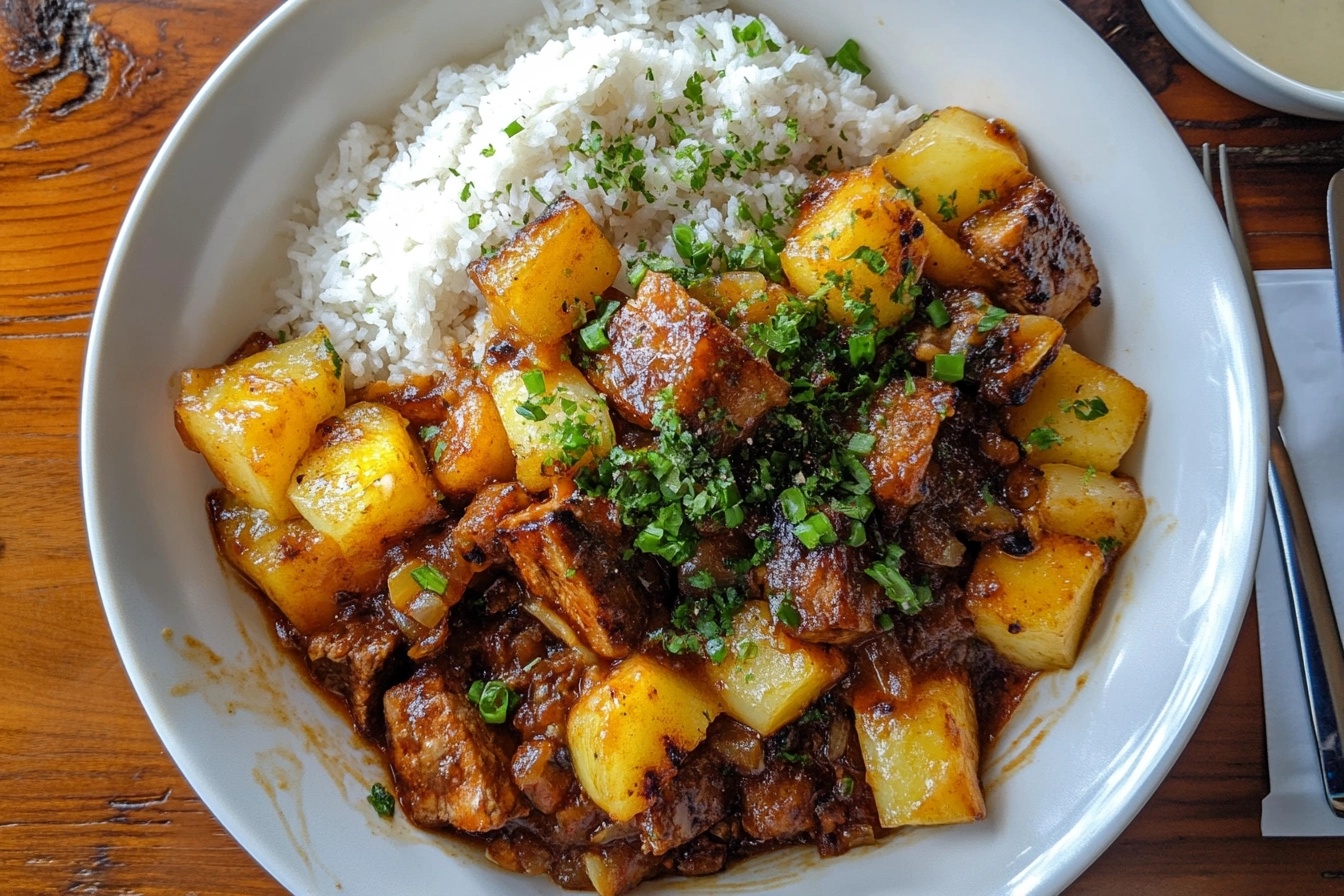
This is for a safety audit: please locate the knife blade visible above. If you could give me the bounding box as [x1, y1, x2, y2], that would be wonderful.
[1329, 170, 1344, 346]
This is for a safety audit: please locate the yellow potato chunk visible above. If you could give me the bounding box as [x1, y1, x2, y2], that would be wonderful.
[702, 602, 848, 736]
[688, 272, 792, 329]
[913, 208, 994, 289]
[1006, 344, 1148, 473]
[964, 531, 1106, 670]
[488, 357, 615, 492]
[287, 401, 443, 559]
[781, 165, 929, 328]
[877, 106, 1032, 234]
[1037, 463, 1146, 548]
[208, 489, 376, 634]
[174, 327, 345, 520]
[567, 654, 721, 822]
[468, 195, 621, 342]
[854, 672, 986, 828]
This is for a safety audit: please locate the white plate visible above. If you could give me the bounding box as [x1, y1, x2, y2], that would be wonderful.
[81, 0, 1266, 893]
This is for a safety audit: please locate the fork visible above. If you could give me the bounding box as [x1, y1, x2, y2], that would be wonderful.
[1204, 143, 1344, 817]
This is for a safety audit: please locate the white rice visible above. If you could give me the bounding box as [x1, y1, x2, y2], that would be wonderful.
[268, 0, 922, 386]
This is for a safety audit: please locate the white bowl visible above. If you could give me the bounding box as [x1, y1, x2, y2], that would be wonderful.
[1142, 0, 1344, 120]
[82, 0, 1266, 893]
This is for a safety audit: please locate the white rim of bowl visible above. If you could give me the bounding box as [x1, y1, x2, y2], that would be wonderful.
[1152, 0, 1344, 114]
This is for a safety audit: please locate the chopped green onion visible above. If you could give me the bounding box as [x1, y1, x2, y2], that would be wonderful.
[778, 486, 808, 524]
[794, 512, 836, 549]
[847, 432, 877, 455]
[522, 368, 546, 396]
[926, 299, 951, 328]
[931, 352, 965, 383]
[410, 564, 448, 595]
[516, 401, 547, 422]
[776, 595, 801, 628]
[468, 680, 517, 725]
[504, 119, 523, 137]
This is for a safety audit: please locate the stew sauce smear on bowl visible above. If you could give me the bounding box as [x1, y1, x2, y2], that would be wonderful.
[169, 10, 1146, 896]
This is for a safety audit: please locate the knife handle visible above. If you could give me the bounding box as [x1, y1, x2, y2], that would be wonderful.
[1269, 424, 1344, 816]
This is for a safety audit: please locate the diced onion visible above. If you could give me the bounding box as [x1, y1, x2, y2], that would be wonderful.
[523, 600, 599, 665]
[407, 590, 448, 629]
[387, 561, 422, 613]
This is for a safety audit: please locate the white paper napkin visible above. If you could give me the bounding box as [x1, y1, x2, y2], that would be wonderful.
[1254, 269, 1344, 836]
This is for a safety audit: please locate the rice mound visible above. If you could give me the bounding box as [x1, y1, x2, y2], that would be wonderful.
[268, 0, 921, 386]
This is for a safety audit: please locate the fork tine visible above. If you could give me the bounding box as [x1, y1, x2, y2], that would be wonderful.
[1201, 142, 1212, 192]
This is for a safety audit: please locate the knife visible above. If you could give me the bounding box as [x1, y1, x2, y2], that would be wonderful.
[1330, 170, 1344, 346]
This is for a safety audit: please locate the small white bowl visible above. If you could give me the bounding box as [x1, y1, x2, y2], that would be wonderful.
[1142, 0, 1344, 120]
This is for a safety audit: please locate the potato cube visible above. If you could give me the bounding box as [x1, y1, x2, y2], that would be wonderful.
[208, 489, 377, 634]
[428, 385, 516, 500]
[781, 165, 929, 328]
[488, 356, 615, 492]
[688, 272, 792, 329]
[1037, 463, 1146, 548]
[287, 402, 444, 559]
[174, 327, 345, 519]
[876, 106, 1031, 234]
[854, 671, 985, 828]
[1006, 344, 1148, 473]
[468, 195, 621, 343]
[964, 531, 1106, 670]
[567, 654, 721, 821]
[914, 208, 994, 289]
[702, 601, 848, 735]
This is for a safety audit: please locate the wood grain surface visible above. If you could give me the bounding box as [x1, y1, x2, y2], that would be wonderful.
[2, 1, 1342, 893]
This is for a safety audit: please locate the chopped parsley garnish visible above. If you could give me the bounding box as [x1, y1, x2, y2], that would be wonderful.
[516, 401, 547, 422]
[775, 593, 802, 628]
[410, 564, 448, 595]
[846, 245, 889, 275]
[481, 144, 496, 157]
[322, 335, 343, 379]
[731, 18, 780, 57]
[1025, 426, 1066, 451]
[345, 209, 362, 221]
[367, 783, 395, 818]
[1061, 397, 1110, 421]
[467, 212, 481, 229]
[1097, 536, 1121, 554]
[503, 119, 524, 137]
[522, 367, 546, 396]
[825, 38, 870, 77]
[467, 679, 520, 725]
[978, 188, 999, 203]
[977, 305, 1009, 332]
[418, 424, 441, 441]
[936, 191, 959, 222]
[847, 432, 877, 455]
[794, 511, 837, 549]
[660, 583, 747, 663]
[683, 71, 706, 108]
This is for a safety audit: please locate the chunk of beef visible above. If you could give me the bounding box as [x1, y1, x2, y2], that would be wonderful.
[864, 377, 957, 515]
[499, 492, 649, 659]
[577, 839, 668, 896]
[672, 836, 728, 877]
[765, 513, 885, 645]
[588, 272, 789, 452]
[383, 664, 527, 832]
[512, 736, 576, 815]
[305, 597, 407, 740]
[740, 760, 817, 842]
[960, 176, 1101, 324]
[638, 746, 734, 856]
[448, 481, 535, 572]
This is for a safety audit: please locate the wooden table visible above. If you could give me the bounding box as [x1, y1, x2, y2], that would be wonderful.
[2, 1, 1342, 893]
